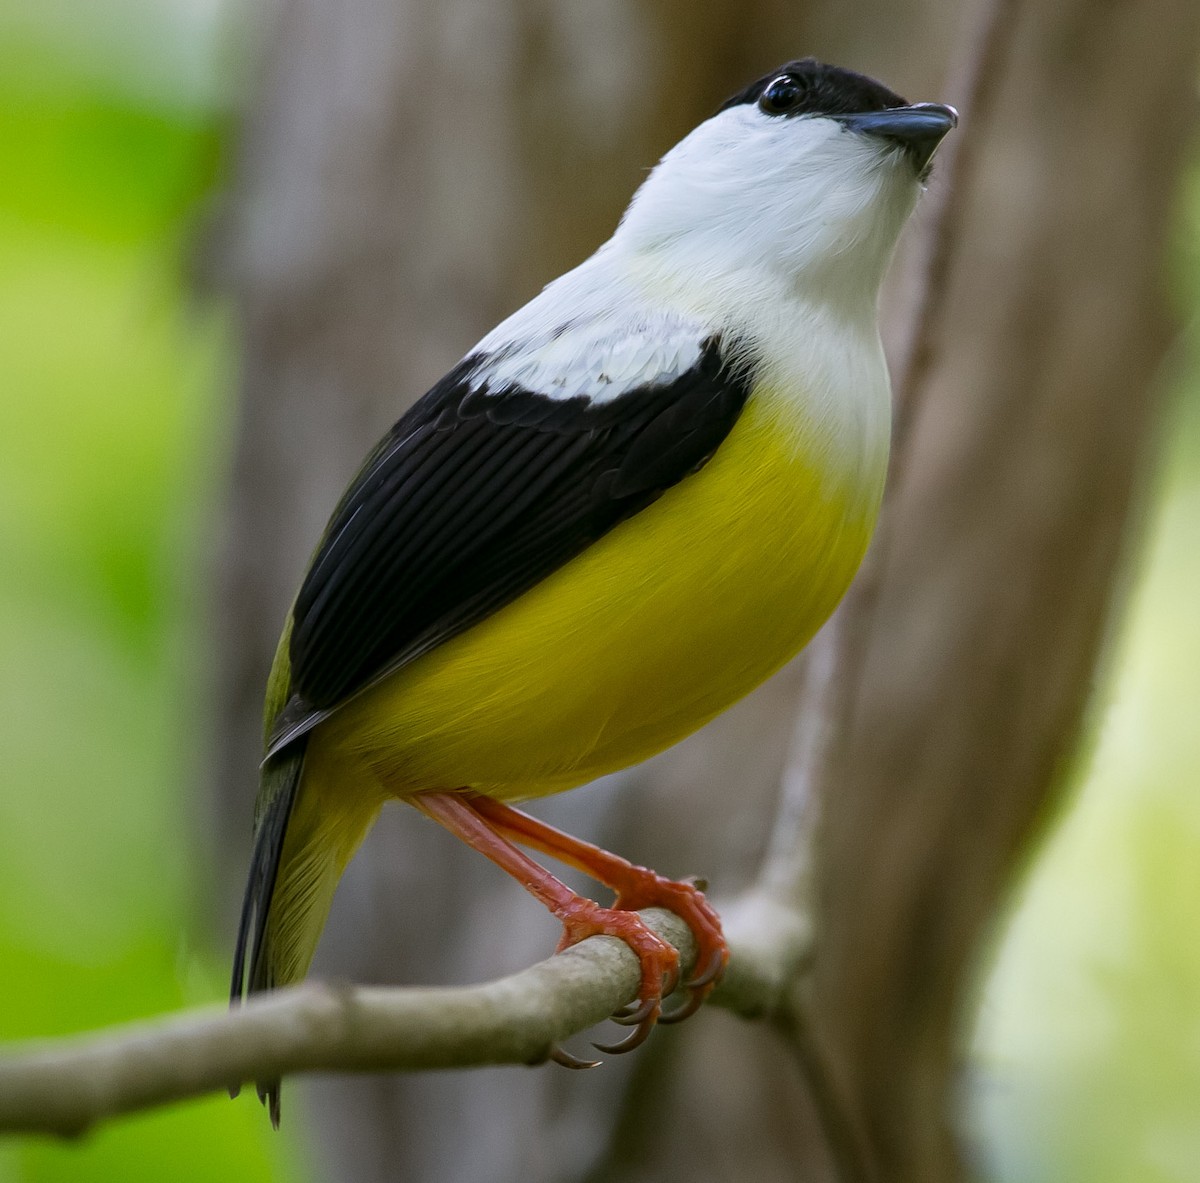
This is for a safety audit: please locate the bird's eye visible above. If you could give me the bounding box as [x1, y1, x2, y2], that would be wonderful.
[759, 75, 805, 116]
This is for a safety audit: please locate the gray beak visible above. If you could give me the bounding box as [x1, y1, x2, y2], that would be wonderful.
[836, 103, 959, 173]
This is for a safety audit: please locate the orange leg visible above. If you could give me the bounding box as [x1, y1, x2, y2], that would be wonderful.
[410, 791, 684, 1063]
[461, 792, 728, 1023]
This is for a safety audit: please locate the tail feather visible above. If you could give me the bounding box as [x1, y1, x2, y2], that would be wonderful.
[231, 745, 305, 1005]
[230, 743, 306, 1126]
[231, 738, 380, 1127]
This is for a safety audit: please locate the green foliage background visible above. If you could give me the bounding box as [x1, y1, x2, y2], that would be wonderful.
[0, 3, 1194, 1180]
[970, 169, 1200, 1182]
[0, 2, 304, 1179]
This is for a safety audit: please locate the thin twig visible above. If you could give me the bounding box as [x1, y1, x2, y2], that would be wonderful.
[834, 0, 1027, 739]
[757, 0, 1027, 926]
[0, 901, 813, 1139]
[891, 0, 1025, 452]
[765, 0, 1029, 934]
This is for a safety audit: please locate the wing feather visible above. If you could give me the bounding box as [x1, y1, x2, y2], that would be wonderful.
[269, 334, 751, 755]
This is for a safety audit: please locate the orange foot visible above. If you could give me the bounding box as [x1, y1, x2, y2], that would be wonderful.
[462, 793, 729, 1043]
[410, 791, 728, 1066]
[551, 895, 681, 1061]
[605, 870, 728, 1025]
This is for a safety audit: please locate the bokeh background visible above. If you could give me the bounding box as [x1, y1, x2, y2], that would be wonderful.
[0, 1, 1197, 1181]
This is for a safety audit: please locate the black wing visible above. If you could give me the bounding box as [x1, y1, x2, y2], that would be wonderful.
[267, 336, 751, 756]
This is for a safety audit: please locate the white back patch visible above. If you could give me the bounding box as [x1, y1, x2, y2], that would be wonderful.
[467, 253, 708, 404]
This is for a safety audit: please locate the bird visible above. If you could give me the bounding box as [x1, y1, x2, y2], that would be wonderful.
[229, 57, 956, 1124]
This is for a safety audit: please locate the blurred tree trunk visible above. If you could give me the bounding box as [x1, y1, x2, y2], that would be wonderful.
[209, 2, 1200, 1181]
[806, 4, 1200, 1178]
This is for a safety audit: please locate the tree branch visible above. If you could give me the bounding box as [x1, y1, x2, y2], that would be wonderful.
[0, 901, 808, 1138]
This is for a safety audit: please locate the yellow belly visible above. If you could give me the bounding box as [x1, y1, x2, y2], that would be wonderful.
[312, 385, 886, 801]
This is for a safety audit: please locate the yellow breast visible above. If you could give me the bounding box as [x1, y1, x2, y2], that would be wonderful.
[315, 384, 887, 801]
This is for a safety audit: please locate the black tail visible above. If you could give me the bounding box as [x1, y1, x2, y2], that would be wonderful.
[229, 740, 306, 1126]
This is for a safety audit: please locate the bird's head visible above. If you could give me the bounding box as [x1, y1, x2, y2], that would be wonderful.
[615, 59, 957, 313]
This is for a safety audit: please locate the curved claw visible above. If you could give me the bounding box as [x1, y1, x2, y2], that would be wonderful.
[657, 947, 727, 1024]
[593, 1004, 660, 1054]
[550, 1044, 602, 1070]
[657, 989, 706, 1025]
[685, 946, 726, 991]
[609, 997, 658, 1027]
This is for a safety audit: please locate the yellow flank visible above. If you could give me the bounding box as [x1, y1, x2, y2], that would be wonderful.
[309, 383, 887, 804]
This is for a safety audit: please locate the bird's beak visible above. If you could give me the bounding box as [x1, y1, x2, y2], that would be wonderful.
[836, 103, 959, 174]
